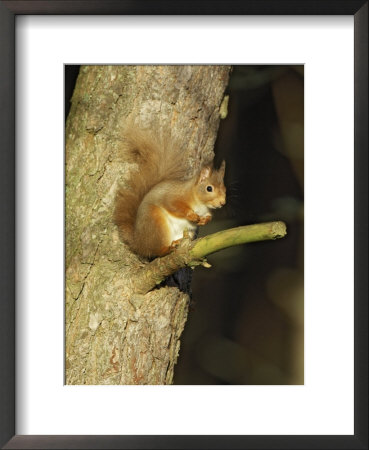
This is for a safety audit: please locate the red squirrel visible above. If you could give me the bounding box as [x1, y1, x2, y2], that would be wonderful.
[114, 127, 226, 258]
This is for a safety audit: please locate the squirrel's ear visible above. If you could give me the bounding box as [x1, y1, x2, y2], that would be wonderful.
[199, 166, 211, 182]
[218, 160, 226, 176]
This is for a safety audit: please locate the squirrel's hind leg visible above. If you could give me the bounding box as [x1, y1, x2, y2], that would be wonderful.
[135, 204, 173, 258]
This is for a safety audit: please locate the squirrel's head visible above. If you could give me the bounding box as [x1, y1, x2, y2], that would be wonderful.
[196, 160, 226, 209]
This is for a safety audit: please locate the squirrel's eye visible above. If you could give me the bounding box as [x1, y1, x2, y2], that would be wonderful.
[206, 185, 213, 192]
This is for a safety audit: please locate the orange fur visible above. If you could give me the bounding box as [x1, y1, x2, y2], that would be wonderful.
[114, 125, 226, 258]
[114, 127, 187, 254]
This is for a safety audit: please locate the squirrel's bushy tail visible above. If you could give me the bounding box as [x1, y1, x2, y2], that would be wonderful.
[114, 126, 187, 247]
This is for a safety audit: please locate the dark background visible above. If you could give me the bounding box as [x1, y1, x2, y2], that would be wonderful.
[65, 65, 304, 385]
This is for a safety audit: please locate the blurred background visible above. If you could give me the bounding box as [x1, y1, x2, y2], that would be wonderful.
[65, 65, 304, 385]
[175, 65, 304, 385]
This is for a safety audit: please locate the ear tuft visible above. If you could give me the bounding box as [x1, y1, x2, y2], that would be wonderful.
[219, 160, 226, 175]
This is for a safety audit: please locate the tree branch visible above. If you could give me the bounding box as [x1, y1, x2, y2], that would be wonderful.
[134, 221, 287, 294]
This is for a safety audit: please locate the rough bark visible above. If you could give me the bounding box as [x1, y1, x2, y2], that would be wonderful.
[65, 65, 231, 385]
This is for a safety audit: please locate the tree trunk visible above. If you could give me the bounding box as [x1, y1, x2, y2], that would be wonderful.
[65, 65, 231, 385]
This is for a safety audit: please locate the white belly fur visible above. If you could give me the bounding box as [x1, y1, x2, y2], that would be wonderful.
[165, 212, 197, 242]
[193, 203, 209, 216]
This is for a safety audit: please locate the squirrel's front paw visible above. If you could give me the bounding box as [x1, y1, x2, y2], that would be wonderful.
[186, 211, 201, 223]
[197, 214, 212, 226]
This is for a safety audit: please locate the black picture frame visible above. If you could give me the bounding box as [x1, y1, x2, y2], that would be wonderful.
[0, 1, 367, 449]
